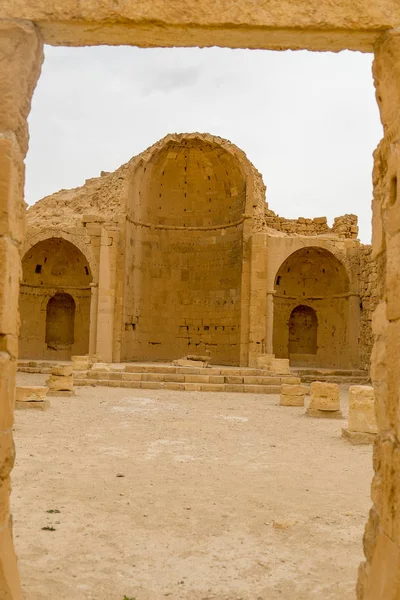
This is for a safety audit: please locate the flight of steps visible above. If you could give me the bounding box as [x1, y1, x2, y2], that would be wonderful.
[292, 368, 369, 385]
[73, 364, 301, 394]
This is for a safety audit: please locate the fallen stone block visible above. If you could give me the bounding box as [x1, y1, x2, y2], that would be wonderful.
[174, 358, 209, 368]
[15, 400, 50, 411]
[46, 374, 73, 392]
[280, 383, 307, 407]
[51, 364, 73, 377]
[15, 386, 48, 402]
[307, 381, 342, 418]
[341, 428, 376, 445]
[72, 355, 91, 371]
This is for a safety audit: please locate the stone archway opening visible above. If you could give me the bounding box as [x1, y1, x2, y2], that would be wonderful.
[19, 237, 92, 360]
[45, 292, 76, 350]
[288, 304, 318, 356]
[122, 135, 253, 366]
[273, 246, 350, 368]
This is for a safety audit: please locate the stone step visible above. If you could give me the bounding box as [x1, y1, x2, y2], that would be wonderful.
[82, 370, 300, 385]
[73, 377, 284, 394]
[299, 375, 370, 384]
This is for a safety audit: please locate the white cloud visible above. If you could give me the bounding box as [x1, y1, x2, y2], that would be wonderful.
[26, 45, 382, 242]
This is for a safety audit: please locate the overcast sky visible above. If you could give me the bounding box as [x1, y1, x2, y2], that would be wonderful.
[26, 45, 382, 243]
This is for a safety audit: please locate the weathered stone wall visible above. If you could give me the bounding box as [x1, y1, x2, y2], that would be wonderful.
[2, 0, 400, 50]
[121, 134, 262, 365]
[254, 203, 359, 239]
[356, 31, 400, 600]
[359, 244, 379, 371]
[0, 19, 43, 598]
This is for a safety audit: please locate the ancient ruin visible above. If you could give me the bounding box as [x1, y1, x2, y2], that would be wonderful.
[1, 1, 400, 598]
[18, 133, 378, 375]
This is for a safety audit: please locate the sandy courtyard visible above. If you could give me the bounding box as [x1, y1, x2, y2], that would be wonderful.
[12, 374, 373, 600]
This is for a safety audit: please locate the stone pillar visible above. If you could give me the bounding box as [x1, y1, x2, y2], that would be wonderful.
[0, 19, 43, 599]
[348, 293, 361, 368]
[95, 227, 116, 362]
[280, 383, 306, 407]
[265, 290, 275, 354]
[342, 385, 377, 444]
[307, 381, 342, 418]
[247, 233, 268, 367]
[357, 30, 400, 600]
[88, 282, 99, 356]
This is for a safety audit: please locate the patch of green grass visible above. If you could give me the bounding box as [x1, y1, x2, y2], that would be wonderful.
[123, 596, 136, 600]
[41, 526, 56, 531]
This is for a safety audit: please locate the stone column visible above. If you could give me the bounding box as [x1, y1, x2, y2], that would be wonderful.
[88, 282, 99, 356]
[247, 233, 268, 367]
[348, 293, 361, 368]
[357, 30, 400, 600]
[95, 227, 116, 362]
[265, 290, 276, 354]
[0, 19, 44, 598]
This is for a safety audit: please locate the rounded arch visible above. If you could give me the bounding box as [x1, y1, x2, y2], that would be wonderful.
[128, 132, 266, 223]
[274, 246, 349, 297]
[19, 237, 92, 360]
[22, 237, 93, 287]
[122, 133, 265, 366]
[273, 246, 351, 368]
[22, 229, 96, 281]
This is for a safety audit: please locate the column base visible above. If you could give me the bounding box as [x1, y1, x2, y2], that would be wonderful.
[341, 428, 376, 445]
[306, 408, 343, 419]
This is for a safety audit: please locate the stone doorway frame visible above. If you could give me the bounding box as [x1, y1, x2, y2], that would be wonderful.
[1, 5, 399, 598]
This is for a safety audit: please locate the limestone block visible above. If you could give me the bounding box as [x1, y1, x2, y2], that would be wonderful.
[15, 400, 49, 411]
[280, 383, 307, 406]
[281, 384, 305, 396]
[280, 393, 305, 407]
[15, 386, 48, 402]
[174, 358, 208, 368]
[0, 20, 44, 155]
[348, 385, 377, 434]
[256, 354, 290, 374]
[51, 364, 73, 377]
[341, 428, 376, 445]
[307, 381, 342, 417]
[46, 375, 73, 392]
[256, 354, 274, 369]
[91, 362, 110, 372]
[0, 135, 25, 243]
[72, 355, 91, 371]
[269, 359, 291, 375]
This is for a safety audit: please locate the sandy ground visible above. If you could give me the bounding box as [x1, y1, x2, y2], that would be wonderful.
[12, 373, 373, 600]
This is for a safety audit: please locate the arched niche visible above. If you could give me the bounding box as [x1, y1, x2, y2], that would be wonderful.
[273, 246, 351, 368]
[288, 305, 318, 355]
[19, 237, 92, 360]
[45, 293, 76, 349]
[122, 134, 258, 365]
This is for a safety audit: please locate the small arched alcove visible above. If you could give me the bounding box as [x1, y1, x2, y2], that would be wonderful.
[45, 293, 76, 350]
[273, 246, 351, 368]
[288, 304, 318, 356]
[19, 237, 92, 359]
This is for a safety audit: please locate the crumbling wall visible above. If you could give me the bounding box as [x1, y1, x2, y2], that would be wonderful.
[254, 203, 359, 239]
[358, 244, 379, 372]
